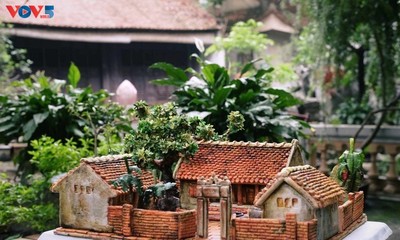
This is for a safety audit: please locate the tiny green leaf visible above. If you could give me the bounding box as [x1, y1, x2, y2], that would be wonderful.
[68, 62, 81, 88]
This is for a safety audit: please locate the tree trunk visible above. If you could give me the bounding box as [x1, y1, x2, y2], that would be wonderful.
[356, 47, 366, 103]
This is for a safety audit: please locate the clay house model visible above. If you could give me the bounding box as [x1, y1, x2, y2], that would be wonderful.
[248, 165, 365, 240]
[176, 139, 304, 211]
[51, 154, 154, 233]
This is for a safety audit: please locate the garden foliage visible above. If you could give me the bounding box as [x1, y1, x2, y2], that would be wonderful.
[152, 55, 309, 142]
[0, 63, 133, 176]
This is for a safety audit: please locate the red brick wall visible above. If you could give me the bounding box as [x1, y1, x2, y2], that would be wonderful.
[234, 214, 317, 240]
[131, 209, 196, 239]
[108, 206, 123, 235]
[107, 204, 132, 236]
[285, 213, 297, 240]
[338, 191, 364, 232]
[297, 219, 317, 240]
[234, 218, 287, 240]
[353, 191, 364, 220]
[178, 209, 197, 239]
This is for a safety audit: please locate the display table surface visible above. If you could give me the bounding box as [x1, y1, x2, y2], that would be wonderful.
[343, 221, 393, 240]
[38, 221, 393, 240]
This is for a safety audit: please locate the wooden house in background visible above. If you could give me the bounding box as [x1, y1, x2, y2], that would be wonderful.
[176, 139, 304, 209]
[0, 0, 218, 103]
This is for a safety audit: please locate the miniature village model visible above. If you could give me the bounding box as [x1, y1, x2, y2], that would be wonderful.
[51, 139, 367, 240]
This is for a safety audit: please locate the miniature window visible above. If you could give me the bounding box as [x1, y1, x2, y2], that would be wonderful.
[292, 198, 298, 207]
[74, 185, 79, 193]
[86, 186, 92, 194]
[80, 185, 85, 193]
[285, 198, 291, 207]
[277, 197, 284, 207]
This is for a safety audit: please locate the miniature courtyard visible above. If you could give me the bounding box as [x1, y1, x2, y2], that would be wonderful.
[1, 1, 400, 240]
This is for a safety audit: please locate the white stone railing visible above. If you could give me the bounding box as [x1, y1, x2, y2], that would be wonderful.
[306, 124, 400, 195]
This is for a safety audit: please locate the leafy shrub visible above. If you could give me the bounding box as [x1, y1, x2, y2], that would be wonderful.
[334, 98, 374, 124]
[0, 23, 32, 93]
[29, 136, 92, 178]
[0, 135, 95, 237]
[152, 56, 309, 142]
[0, 177, 58, 235]
[0, 63, 133, 178]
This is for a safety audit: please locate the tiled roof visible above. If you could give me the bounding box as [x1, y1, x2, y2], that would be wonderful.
[0, 0, 218, 31]
[51, 154, 154, 194]
[176, 140, 299, 185]
[254, 165, 346, 208]
[81, 154, 155, 189]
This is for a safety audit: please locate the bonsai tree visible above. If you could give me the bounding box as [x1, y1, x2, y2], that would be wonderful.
[330, 138, 365, 193]
[124, 101, 218, 183]
[113, 101, 244, 209]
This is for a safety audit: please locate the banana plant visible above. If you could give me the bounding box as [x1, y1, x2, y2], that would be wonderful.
[331, 138, 365, 193]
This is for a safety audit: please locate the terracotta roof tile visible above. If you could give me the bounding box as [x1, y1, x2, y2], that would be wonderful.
[51, 154, 154, 194]
[254, 165, 346, 208]
[0, 0, 218, 31]
[82, 154, 154, 189]
[176, 140, 297, 184]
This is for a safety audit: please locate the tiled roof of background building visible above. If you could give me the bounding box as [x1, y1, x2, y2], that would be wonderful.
[254, 165, 346, 208]
[176, 140, 298, 184]
[0, 0, 218, 31]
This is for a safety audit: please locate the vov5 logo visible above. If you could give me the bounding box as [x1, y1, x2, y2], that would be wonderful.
[6, 5, 54, 19]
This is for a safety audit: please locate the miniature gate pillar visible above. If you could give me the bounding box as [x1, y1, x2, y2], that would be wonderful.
[196, 175, 232, 240]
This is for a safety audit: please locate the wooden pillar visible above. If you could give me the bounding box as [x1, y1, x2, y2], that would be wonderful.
[255, 185, 259, 195]
[237, 184, 242, 205]
[220, 181, 231, 240]
[197, 197, 208, 238]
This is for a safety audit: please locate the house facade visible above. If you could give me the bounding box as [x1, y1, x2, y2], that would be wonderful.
[0, 0, 218, 103]
[51, 154, 154, 232]
[254, 165, 347, 240]
[176, 139, 304, 210]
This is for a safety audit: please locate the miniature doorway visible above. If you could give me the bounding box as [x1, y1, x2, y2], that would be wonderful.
[196, 175, 232, 240]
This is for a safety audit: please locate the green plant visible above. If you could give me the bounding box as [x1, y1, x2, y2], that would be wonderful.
[0, 63, 132, 179]
[123, 101, 219, 183]
[330, 138, 365, 193]
[295, 0, 400, 149]
[0, 23, 31, 93]
[0, 177, 58, 236]
[334, 98, 374, 124]
[205, 19, 274, 74]
[29, 136, 92, 178]
[152, 56, 309, 142]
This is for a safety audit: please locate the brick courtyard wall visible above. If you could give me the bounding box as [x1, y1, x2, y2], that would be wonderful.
[234, 218, 287, 240]
[353, 191, 364, 220]
[131, 209, 196, 239]
[285, 213, 297, 240]
[234, 213, 317, 240]
[297, 219, 318, 240]
[107, 204, 133, 236]
[338, 191, 364, 232]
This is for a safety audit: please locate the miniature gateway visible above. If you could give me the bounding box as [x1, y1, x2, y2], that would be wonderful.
[51, 140, 366, 240]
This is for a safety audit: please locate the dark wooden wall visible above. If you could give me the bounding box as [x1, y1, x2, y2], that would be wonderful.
[13, 37, 197, 104]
